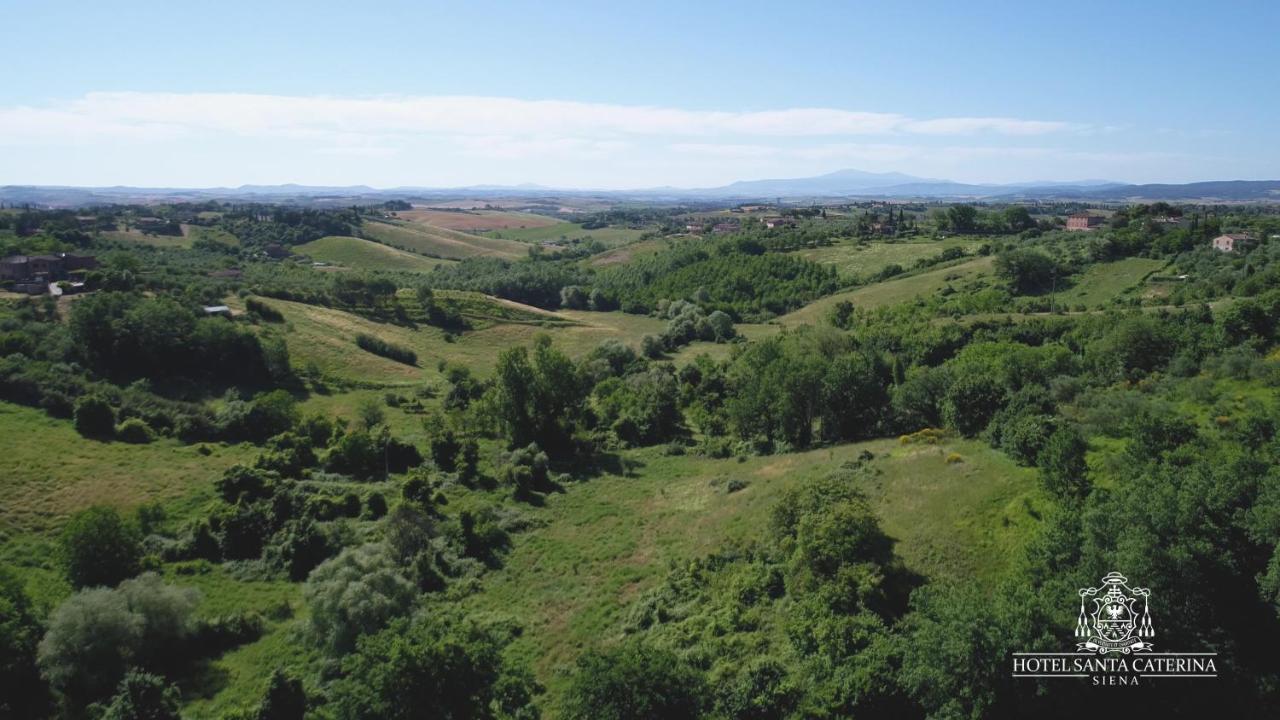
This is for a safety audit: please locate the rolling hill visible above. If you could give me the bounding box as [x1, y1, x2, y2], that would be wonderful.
[293, 235, 452, 272]
[360, 218, 529, 260]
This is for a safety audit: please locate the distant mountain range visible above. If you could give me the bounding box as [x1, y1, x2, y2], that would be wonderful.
[3, 171, 1279, 206]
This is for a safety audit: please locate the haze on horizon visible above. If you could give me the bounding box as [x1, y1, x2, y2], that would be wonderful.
[4, 0, 1277, 189]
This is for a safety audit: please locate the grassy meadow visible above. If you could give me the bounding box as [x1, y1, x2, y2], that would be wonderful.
[293, 235, 451, 272]
[462, 435, 1042, 713]
[779, 255, 996, 325]
[486, 222, 647, 247]
[0, 402, 255, 539]
[396, 208, 561, 232]
[361, 219, 528, 259]
[1057, 256, 1166, 308]
[798, 237, 984, 280]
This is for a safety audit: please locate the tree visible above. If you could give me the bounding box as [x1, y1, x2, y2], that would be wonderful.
[73, 395, 115, 438]
[99, 671, 182, 720]
[819, 353, 887, 442]
[1003, 206, 1034, 232]
[947, 204, 978, 233]
[330, 613, 539, 720]
[827, 299, 855, 330]
[459, 439, 481, 483]
[488, 336, 586, 456]
[303, 544, 416, 654]
[37, 574, 199, 708]
[357, 396, 385, 430]
[994, 248, 1058, 294]
[60, 506, 142, 588]
[0, 567, 50, 719]
[430, 429, 461, 472]
[942, 371, 1006, 437]
[254, 668, 306, 720]
[562, 642, 705, 720]
[1039, 425, 1090, 500]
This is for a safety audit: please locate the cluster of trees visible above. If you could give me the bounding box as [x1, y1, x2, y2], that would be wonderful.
[590, 236, 840, 320]
[215, 206, 357, 248]
[0, 292, 298, 442]
[421, 257, 586, 309]
[0, 505, 268, 716]
[69, 292, 287, 384]
[553, 310, 1280, 716]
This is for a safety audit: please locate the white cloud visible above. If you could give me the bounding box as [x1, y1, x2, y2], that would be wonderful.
[670, 143, 781, 158]
[902, 117, 1078, 136]
[0, 92, 1082, 147]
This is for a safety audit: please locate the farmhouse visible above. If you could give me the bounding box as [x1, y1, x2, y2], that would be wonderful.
[763, 216, 795, 229]
[1066, 213, 1105, 231]
[1212, 233, 1255, 252]
[0, 253, 99, 283]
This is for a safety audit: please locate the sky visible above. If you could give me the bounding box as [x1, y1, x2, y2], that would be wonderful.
[2, 0, 1277, 189]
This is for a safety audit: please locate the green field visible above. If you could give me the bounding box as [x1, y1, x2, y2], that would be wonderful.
[1057, 256, 1167, 308]
[100, 229, 192, 248]
[293, 235, 451, 272]
[0, 402, 255, 538]
[798, 237, 983, 281]
[586, 237, 673, 267]
[461, 436, 1041, 712]
[185, 225, 240, 248]
[361, 219, 529, 260]
[780, 255, 995, 326]
[486, 222, 647, 247]
[232, 297, 675, 384]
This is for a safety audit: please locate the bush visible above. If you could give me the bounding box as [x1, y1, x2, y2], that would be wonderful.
[99, 671, 182, 720]
[0, 567, 49, 719]
[303, 544, 416, 654]
[37, 574, 199, 707]
[74, 394, 116, 438]
[355, 334, 417, 366]
[363, 492, 388, 520]
[192, 612, 265, 655]
[245, 297, 285, 323]
[562, 642, 706, 720]
[328, 613, 538, 720]
[114, 417, 155, 444]
[61, 506, 142, 589]
[254, 668, 306, 720]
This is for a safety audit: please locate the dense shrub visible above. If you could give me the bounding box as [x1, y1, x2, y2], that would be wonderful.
[60, 506, 142, 589]
[562, 642, 706, 720]
[355, 333, 417, 366]
[114, 417, 156, 444]
[99, 671, 183, 720]
[73, 394, 116, 438]
[253, 668, 307, 720]
[328, 613, 539, 720]
[0, 567, 49, 718]
[37, 574, 199, 707]
[304, 544, 416, 654]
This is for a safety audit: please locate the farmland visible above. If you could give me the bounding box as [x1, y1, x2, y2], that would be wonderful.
[779, 255, 995, 325]
[360, 218, 529, 259]
[293, 235, 451, 272]
[485, 222, 648, 247]
[797, 236, 984, 281]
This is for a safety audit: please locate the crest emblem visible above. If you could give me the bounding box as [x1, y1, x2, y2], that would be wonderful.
[1075, 572, 1154, 653]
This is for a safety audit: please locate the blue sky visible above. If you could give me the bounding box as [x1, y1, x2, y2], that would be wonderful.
[3, 0, 1277, 188]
